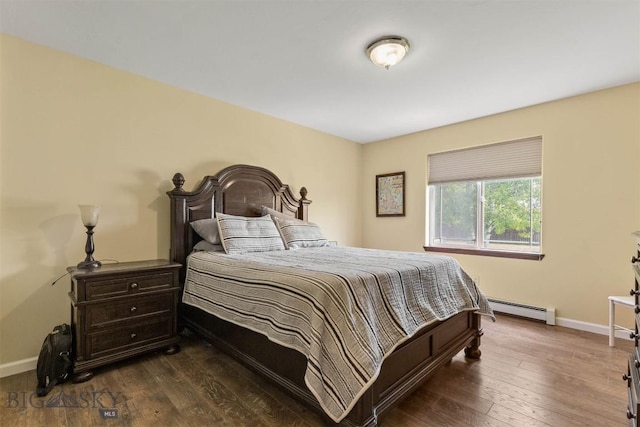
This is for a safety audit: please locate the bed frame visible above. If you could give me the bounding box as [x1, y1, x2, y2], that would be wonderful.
[167, 164, 483, 426]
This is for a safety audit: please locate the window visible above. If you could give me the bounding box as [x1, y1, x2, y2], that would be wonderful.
[427, 137, 542, 257]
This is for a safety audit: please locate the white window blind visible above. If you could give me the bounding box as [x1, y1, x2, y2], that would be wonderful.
[428, 136, 542, 184]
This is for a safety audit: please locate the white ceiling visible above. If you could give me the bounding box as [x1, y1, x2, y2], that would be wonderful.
[1, 1, 639, 143]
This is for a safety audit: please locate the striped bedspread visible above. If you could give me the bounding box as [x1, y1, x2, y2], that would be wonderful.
[183, 247, 493, 422]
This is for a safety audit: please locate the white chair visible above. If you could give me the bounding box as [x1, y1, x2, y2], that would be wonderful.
[609, 295, 635, 346]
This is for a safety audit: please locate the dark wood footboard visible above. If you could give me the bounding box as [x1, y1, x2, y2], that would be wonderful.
[182, 304, 482, 426]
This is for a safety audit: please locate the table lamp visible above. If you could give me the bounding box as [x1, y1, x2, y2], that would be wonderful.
[77, 204, 102, 269]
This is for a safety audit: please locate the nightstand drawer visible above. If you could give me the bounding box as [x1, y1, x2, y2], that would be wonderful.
[87, 317, 174, 359]
[86, 293, 174, 330]
[628, 354, 640, 423]
[85, 272, 174, 300]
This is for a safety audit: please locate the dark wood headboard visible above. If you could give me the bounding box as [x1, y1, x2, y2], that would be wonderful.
[166, 164, 311, 281]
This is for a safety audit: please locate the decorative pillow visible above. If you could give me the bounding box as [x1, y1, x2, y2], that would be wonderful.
[261, 205, 299, 222]
[273, 217, 330, 249]
[193, 240, 225, 252]
[190, 218, 221, 245]
[217, 213, 285, 254]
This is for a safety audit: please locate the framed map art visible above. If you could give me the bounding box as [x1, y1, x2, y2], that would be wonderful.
[376, 172, 405, 217]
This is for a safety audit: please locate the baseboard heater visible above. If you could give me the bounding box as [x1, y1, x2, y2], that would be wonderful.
[488, 298, 556, 325]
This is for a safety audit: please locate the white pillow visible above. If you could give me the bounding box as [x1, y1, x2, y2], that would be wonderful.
[217, 213, 285, 254]
[273, 217, 330, 249]
[261, 205, 300, 222]
[190, 218, 221, 245]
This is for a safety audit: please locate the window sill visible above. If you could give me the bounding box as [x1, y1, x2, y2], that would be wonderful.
[423, 246, 545, 261]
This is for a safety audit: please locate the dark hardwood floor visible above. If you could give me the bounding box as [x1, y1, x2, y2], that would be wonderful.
[0, 314, 632, 426]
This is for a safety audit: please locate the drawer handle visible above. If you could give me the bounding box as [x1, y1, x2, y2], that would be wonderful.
[631, 289, 640, 296]
[130, 306, 137, 313]
[623, 373, 631, 381]
[628, 410, 636, 419]
[130, 333, 137, 339]
[631, 332, 638, 340]
[130, 283, 138, 290]
[632, 256, 639, 264]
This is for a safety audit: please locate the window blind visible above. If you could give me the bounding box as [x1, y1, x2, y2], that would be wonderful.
[428, 136, 542, 184]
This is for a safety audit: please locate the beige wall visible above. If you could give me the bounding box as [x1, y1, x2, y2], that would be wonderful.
[0, 35, 363, 365]
[363, 83, 640, 326]
[2, 33, 638, 369]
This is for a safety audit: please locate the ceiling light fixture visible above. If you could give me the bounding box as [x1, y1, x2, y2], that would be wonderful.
[366, 36, 410, 70]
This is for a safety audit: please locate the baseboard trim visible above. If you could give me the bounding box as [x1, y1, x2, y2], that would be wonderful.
[555, 316, 632, 341]
[0, 356, 38, 379]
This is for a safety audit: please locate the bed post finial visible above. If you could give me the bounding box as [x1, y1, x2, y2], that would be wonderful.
[171, 173, 185, 192]
[298, 187, 311, 221]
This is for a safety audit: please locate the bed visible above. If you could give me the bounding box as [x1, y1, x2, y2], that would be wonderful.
[167, 164, 490, 426]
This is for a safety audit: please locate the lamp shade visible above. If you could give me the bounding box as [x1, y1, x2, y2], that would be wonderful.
[78, 205, 100, 227]
[366, 36, 410, 69]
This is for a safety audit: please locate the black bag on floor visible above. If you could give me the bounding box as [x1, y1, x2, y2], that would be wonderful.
[36, 323, 73, 396]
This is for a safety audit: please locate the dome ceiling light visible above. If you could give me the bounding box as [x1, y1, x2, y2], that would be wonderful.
[366, 36, 410, 70]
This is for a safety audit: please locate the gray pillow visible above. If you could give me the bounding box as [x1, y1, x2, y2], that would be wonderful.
[190, 218, 221, 244]
[217, 213, 286, 254]
[193, 240, 225, 252]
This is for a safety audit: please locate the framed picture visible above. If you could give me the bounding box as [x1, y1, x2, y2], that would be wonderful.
[376, 172, 405, 217]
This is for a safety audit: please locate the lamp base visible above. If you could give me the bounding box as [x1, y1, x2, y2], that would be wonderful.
[77, 259, 102, 269]
[78, 224, 100, 269]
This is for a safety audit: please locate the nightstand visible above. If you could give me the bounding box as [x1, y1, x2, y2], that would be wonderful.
[624, 232, 640, 424]
[68, 259, 181, 382]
